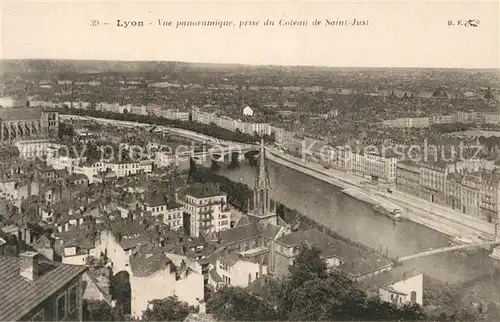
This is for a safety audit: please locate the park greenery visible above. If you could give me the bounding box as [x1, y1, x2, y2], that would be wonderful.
[82, 246, 479, 321]
[207, 245, 426, 321]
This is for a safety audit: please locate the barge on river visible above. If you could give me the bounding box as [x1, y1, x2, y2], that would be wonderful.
[372, 204, 403, 221]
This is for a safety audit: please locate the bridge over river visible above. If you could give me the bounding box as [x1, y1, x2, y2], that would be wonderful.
[397, 241, 500, 263]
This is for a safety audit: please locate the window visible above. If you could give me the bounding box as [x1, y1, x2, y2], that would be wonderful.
[69, 284, 78, 313]
[31, 309, 44, 321]
[56, 292, 67, 321]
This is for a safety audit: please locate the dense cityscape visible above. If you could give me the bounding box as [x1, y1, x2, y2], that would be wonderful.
[0, 59, 500, 321]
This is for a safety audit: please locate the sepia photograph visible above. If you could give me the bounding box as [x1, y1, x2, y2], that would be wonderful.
[0, 0, 499, 321]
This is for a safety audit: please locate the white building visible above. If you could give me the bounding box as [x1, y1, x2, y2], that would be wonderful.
[352, 151, 398, 183]
[143, 197, 184, 230]
[128, 105, 148, 116]
[0, 97, 17, 108]
[96, 102, 121, 113]
[178, 183, 231, 237]
[242, 122, 271, 136]
[71, 101, 92, 110]
[211, 253, 268, 288]
[161, 109, 190, 121]
[29, 100, 55, 108]
[243, 105, 254, 117]
[155, 151, 176, 168]
[15, 139, 60, 160]
[48, 156, 85, 173]
[360, 269, 423, 307]
[319, 145, 353, 172]
[192, 108, 215, 125]
[50, 156, 153, 183]
[96, 230, 204, 318]
[215, 116, 236, 132]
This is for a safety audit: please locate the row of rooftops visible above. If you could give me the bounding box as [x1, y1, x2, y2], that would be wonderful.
[216, 217, 393, 278]
[447, 169, 500, 186]
[272, 228, 393, 277]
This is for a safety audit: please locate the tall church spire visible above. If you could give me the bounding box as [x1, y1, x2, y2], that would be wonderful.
[252, 139, 272, 219]
[258, 138, 267, 189]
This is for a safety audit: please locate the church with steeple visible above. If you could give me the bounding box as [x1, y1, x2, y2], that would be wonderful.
[247, 139, 277, 226]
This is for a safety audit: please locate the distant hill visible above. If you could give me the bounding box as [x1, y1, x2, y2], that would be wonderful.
[3, 59, 498, 75]
[1, 59, 498, 91]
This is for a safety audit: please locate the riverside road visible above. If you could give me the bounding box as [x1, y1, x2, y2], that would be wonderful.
[218, 160, 500, 303]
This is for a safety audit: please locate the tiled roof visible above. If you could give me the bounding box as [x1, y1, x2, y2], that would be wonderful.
[218, 252, 241, 267]
[208, 268, 222, 283]
[218, 222, 261, 245]
[0, 108, 42, 121]
[129, 251, 172, 277]
[145, 195, 167, 207]
[57, 227, 95, 250]
[32, 235, 51, 249]
[84, 270, 112, 304]
[166, 199, 183, 209]
[276, 229, 316, 246]
[276, 229, 393, 277]
[185, 182, 225, 199]
[0, 255, 87, 321]
[68, 173, 88, 181]
[119, 234, 150, 250]
[261, 223, 282, 240]
[358, 266, 422, 293]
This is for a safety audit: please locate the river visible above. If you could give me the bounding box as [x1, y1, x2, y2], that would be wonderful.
[217, 160, 500, 288]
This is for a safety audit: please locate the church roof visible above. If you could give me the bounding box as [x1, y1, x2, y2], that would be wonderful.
[0, 108, 42, 121]
[218, 222, 262, 245]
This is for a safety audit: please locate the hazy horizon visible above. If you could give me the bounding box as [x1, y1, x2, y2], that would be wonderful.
[2, 58, 499, 71]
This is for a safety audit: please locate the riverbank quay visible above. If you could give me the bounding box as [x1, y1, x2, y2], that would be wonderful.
[265, 147, 497, 241]
[62, 113, 497, 240]
[188, 163, 396, 264]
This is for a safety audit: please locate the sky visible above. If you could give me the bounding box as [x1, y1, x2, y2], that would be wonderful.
[1, 0, 499, 69]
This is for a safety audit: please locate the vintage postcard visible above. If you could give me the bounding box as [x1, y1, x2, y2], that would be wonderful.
[0, 0, 499, 321]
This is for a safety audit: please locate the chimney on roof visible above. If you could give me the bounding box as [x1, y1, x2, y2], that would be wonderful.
[199, 302, 206, 314]
[20, 251, 40, 281]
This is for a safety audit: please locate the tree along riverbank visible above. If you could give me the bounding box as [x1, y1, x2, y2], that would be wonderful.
[59, 107, 275, 144]
[188, 159, 392, 260]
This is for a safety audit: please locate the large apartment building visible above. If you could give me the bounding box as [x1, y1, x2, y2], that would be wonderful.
[396, 159, 499, 223]
[352, 151, 398, 183]
[320, 146, 398, 183]
[48, 156, 153, 184]
[382, 111, 500, 128]
[178, 182, 231, 237]
[143, 195, 184, 230]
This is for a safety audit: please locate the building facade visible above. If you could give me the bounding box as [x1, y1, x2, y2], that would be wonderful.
[178, 183, 231, 237]
[395, 161, 421, 197]
[0, 109, 59, 143]
[352, 152, 398, 183]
